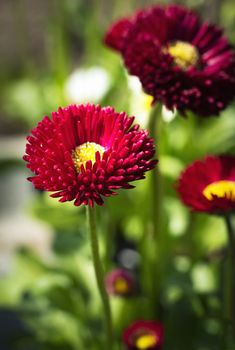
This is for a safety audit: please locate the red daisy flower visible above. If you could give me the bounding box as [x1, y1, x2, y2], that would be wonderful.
[23, 104, 156, 207]
[105, 268, 136, 297]
[176, 155, 235, 214]
[123, 320, 163, 350]
[105, 5, 235, 117]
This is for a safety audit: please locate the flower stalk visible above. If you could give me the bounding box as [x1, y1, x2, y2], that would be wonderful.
[224, 214, 235, 333]
[146, 103, 163, 315]
[87, 206, 113, 349]
[148, 103, 162, 240]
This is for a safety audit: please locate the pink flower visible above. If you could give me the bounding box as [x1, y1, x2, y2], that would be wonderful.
[24, 104, 157, 206]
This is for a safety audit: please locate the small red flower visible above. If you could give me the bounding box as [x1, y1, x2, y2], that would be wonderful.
[23, 104, 156, 207]
[176, 155, 235, 214]
[105, 269, 136, 297]
[105, 5, 235, 117]
[123, 320, 164, 350]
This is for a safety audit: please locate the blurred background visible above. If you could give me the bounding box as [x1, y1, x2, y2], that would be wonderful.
[1, 0, 235, 349]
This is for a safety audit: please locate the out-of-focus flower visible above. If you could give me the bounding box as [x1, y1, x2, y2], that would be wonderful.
[123, 320, 164, 350]
[162, 106, 176, 123]
[24, 104, 157, 207]
[128, 76, 176, 126]
[118, 248, 140, 269]
[176, 155, 235, 214]
[64, 67, 110, 104]
[128, 76, 153, 128]
[105, 5, 235, 117]
[105, 268, 136, 296]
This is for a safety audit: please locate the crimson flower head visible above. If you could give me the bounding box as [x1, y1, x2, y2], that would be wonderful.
[105, 4, 235, 117]
[123, 320, 163, 350]
[176, 155, 235, 214]
[23, 104, 156, 207]
[105, 269, 136, 297]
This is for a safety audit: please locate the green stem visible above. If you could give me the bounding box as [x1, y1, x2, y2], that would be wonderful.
[146, 104, 163, 316]
[148, 104, 163, 240]
[224, 216, 235, 266]
[224, 215, 235, 336]
[224, 215, 235, 347]
[86, 206, 113, 350]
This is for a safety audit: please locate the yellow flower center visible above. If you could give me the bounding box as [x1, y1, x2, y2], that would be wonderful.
[203, 180, 235, 201]
[114, 278, 129, 294]
[72, 142, 104, 172]
[135, 334, 158, 349]
[167, 41, 199, 70]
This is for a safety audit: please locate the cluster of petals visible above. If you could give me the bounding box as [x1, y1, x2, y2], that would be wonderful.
[23, 104, 156, 207]
[105, 268, 136, 297]
[105, 4, 235, 117]
[176, 155, 235, 214]
[123, 320, 163, 350]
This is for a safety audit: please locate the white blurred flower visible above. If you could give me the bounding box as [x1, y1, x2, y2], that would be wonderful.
[118, 248, 140, 269]
[65, 67, 111, 104]
[162, 105, 177, 123]
[128, 76, 153, 128]
[128, 76, 177, 126]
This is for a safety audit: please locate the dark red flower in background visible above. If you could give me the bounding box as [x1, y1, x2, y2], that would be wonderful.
[23, 104, 156, 207]
[105, 269, 136, 297]
[176, 155, 235, 214]
[123, 320, 163, 350]
[105, 5, 235, 117]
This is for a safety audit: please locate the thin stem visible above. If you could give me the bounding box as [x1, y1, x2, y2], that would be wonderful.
[145, 103, 163, 316]
[148, 103, 163, 240]
[86, 206, 113, 350]
[224, 215, 235, 335]
[225, 215, 235, 267]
